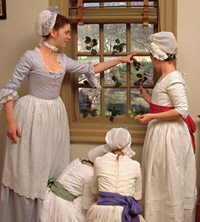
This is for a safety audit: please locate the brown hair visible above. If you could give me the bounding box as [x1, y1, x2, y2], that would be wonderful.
[44, 14, 70, 38]
[53, 14, 70, 31]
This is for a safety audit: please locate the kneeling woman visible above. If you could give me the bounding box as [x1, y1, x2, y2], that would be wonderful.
[86, 128, 145, 222]
[40, 145, 105, 222]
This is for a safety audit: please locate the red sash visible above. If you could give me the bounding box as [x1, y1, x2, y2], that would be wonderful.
[150, 103, 196, 153]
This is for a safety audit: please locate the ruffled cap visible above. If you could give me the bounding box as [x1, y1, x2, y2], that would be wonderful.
[35, 6, 59, 36]
[149, 31, 178, 60]
[104, 128, 135, 158]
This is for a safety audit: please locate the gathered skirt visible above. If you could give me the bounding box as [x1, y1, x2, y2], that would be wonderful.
[86, 202, 146, 222]
[142, 119, 197, 222]
[1, 94, 70, 200]
[40, 191, 86, 222]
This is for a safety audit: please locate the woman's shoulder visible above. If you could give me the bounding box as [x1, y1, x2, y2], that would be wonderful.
[167, 71, 185, 85]
[123, 156, 141, 166]
[20, 48, 38, 60]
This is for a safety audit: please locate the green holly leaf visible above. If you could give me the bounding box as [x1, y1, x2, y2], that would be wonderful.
[115, 39, 120, 44]
[86, 46, 92, 50]
[132, 107, 136, 113]
[110, 115, 114, 121]
[136, 73, 142, 78]
[82, 110, 88, 117]
[91, 49, 97, 55]
[91, 109, 97, 116]
[143, 76, 148, 82]
[113, 45, 120, 51]
[112, 76, 117, 81]
[134, 81, 140, 86]
[115, 81, 122, 87]
[92, 39, 98, 46]
[85, 36, 91, 44]
[128, 110, 132, 114]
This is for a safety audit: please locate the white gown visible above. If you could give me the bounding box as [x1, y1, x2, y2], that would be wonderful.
[86, 153, 145, 222]
[142, 71, 197, 222]
[40, 158, 95, 222]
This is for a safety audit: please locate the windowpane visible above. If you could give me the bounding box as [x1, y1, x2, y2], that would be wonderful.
[104, 24, 126, 52]
[84, 3, 100, 7]
[104, 57, 127, 84]
[104, 2, 126, 7]
[130, 1, 155, 7]
[104, 88, 126, 115]
[78, 56, 100, 84]
[131, 88, 152, 114]
[131, 56, 153, 85]
[131, 24, 154, 52]
[79, 88, 101, 115]
[78, 24, 99, 52]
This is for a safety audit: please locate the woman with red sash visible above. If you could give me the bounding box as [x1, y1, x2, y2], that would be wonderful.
[137, 32, 197, 222]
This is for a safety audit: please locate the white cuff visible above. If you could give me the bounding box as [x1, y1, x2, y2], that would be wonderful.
[85, 65, 101, 90]
[0, 91, 19, 110]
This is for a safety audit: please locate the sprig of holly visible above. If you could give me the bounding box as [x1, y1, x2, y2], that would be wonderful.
[107, 107, 120, 121]
[82, 104, 97, 117]
[85, 36, 98, 55]
[128, 107, 144, 119]
[112, 76, 122, 87]
[133, 59, 148, 86]
[112, 39, 126, 54]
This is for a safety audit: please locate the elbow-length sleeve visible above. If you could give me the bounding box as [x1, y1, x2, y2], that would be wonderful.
[63, 54, 101, 90]
[0, 51, 32, 109]
[166, 78, 188, 118]
[82, 173, 96, 210]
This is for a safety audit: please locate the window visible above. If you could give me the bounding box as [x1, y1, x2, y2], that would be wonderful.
[76, 23, 155, 118]
[50, 0, 177, 143]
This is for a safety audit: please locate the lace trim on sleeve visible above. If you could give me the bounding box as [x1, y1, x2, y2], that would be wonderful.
[0, 91, 19, 110]
[84, 62, 101, 90]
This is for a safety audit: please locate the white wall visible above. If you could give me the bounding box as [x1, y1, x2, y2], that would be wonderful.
[0, 0, 199, 189]
[177, 0, 200, 189]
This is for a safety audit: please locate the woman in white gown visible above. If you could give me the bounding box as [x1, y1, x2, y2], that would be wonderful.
[138, 32, 197, 222]
[86, 128, 145, 222]
[40, 145, 105, 222]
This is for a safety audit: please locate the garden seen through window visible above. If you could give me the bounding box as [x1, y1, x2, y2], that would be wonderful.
[77, 18, 155, 119]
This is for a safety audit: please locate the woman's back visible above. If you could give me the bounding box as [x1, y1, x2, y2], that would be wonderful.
[93, 153, 142, 200]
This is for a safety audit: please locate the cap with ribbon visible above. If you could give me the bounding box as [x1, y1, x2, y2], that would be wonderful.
[35, 6, 60, 37]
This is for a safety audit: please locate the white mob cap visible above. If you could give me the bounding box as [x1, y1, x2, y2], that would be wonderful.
[149, 31, 178, 60]
[35, 6, 59, 37]
[88, 145, 105, 163]
[104, 128, 135, 158]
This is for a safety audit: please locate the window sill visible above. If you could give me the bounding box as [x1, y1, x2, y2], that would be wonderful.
[70, 117, 147, 144]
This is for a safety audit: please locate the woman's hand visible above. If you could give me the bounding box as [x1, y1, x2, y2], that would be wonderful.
[120, 52, 140, 64]
[7, 120, 21, 144]
[139, 86, 151, 104]
[140, 86, 148, 97]
[137, 113, 153, 124]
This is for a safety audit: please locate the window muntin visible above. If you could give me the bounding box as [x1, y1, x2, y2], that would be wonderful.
[77, 22, 155, 118]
